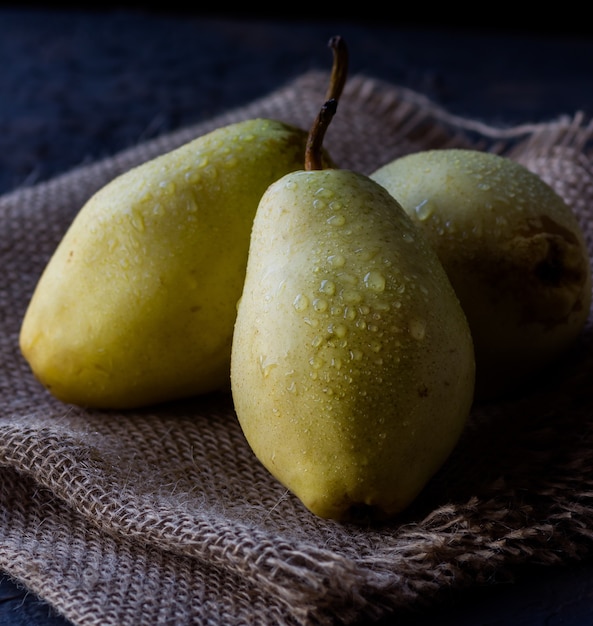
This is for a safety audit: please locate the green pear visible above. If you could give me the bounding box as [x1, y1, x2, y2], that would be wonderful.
[231, 39, 475, 521]
[371, 149, 592, 400]
[20, 118, 331, 409]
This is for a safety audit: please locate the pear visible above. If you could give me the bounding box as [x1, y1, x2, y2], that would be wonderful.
[230, 38, 475, 521]
[20, 118, 332, 409]
[371, 149, 592, 400]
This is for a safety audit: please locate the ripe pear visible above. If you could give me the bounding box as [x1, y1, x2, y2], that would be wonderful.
[20, 118, 332, 409]
[371, 149, 592, 400]
[231, 39, 475, 521]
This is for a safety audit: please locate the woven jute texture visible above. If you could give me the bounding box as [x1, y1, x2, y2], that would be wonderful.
[2, 71, 593, 626]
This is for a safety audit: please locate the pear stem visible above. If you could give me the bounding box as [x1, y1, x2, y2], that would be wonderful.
[305, 35, 349, 171]
[305, 99, 338, 171]
[325, 35, 349, 102]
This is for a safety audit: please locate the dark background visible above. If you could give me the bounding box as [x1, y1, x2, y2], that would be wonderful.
[2, 5, 593, 625]
[2, 4, 593, 197]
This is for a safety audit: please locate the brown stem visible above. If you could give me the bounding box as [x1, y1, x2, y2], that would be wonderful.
[304, 99, 338, 171]
[325, 35, 349, 102]
[305, 35, 349, 171]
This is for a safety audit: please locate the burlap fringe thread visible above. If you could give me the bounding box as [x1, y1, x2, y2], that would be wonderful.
[1, 71, 593, 626]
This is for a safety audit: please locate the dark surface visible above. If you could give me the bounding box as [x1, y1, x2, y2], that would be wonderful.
[0, 575, 69, 626]
[2, 6, 593, 625]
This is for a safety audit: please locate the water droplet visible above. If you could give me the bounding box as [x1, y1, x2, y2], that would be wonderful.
[363, 271, 386, 292]
[327, 214, 346, 226]
[293, 293, 309, 311]
[341, 289, 362, 305]
[259, 356, 278, 378]
[159, 180, 176, 194]
[314, 187, 334, 198]
[185, 197, 198, 213]
[319, 280, 336, 296]
[350, 349, 363, 361]
[313, 198, 326, 210]
[343, 306, 357, 321]
[130, 212, 145, 232]
[331, 324, 348, 339]
[224, 154, 238, 168]
[184, 169, 200, 184]
[287, 381, 297, 394]
[313, 298, 328, 312]
[311, 335, 323, 348]
[409, 318, 426, 340]
[414, 199, 433, 221]
[355, 247, 379, 261]
[331, 356, 343, 370]
[309, 356, 324, 370]
[327, 254, 346, 267]
[330, 305, 343, 317]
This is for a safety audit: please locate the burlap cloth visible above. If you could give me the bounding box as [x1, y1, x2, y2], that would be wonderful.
[2, 70, 593, 626]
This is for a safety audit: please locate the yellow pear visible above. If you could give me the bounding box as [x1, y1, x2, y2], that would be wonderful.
[230, 38, 475, 521]
[20, 118, 331, 408]
[371, 149, 592, 400]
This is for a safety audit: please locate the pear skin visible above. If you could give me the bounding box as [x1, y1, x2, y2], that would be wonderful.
[371, 149, 592, 400]
[20, 118, 330, 408]
[230, 169, 475, 521]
